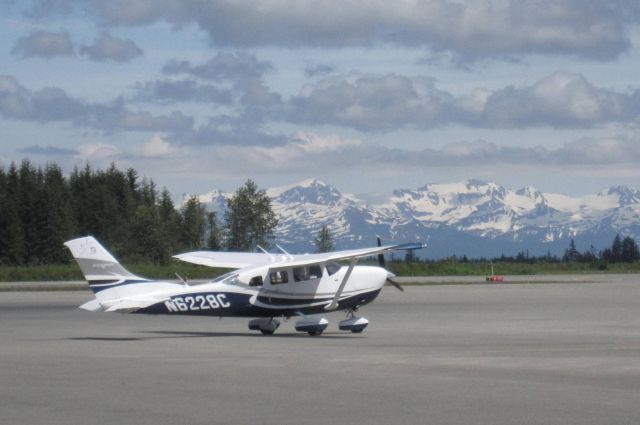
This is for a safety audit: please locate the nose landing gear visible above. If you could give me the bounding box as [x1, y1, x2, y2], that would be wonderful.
[339, 310, 369, 333]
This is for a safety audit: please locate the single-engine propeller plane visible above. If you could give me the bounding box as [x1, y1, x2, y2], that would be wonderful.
[65, 236, 424, 335]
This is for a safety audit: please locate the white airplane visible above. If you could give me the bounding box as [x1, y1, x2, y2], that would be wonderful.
[65, 236, 424, 335]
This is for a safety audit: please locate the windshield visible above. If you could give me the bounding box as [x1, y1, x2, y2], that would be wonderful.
[212, 271, 239, 283]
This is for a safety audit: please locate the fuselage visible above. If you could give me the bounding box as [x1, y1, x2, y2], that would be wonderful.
[137, 263, 388, 318]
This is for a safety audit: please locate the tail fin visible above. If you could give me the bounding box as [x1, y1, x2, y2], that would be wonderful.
[64, 236, 148, 297]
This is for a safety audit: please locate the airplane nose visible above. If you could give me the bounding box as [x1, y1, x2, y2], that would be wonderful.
[376, 267, 390, 288]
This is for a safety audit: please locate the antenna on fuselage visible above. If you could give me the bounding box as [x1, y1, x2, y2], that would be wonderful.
[175, 273, 189, 286]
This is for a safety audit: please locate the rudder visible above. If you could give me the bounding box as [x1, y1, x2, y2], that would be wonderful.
[64, 236, 148, 296]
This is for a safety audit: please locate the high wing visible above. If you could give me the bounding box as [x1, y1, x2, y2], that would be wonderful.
[172, 251, 276, 269]
[173, 243, 425, 270]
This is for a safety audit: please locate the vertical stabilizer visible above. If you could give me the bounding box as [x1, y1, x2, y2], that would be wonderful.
[64, 236, 148, 297]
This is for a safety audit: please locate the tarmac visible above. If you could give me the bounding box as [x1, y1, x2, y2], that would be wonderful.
[1, 277, 639, 425]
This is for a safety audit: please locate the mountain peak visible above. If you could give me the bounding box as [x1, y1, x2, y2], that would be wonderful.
[465, 178, 490, 188]
[270, 178, 343, 205]
[516, 185, 544, 201]
[607, 185, 640, 205]
[188, 179, 640, 256]
[299, 178, 328, 188]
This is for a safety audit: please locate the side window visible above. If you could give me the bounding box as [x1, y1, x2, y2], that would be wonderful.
[249, 276, 263, 287]
[293, 267, 309, 282]
[269, 270, 289, 284]
[308, 265, 322, 279]
[326, 262, 341, 276]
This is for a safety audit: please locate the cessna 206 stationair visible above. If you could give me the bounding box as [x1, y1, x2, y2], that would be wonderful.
[65, 236, 423, 335]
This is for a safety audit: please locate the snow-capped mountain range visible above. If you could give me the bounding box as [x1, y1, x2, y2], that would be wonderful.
[187, 179, 640, 258]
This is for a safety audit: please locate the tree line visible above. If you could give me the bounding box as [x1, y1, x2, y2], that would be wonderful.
[1, 160, 637, 267]
[0, 160, 278, 266]
[400, 234, 639, 265]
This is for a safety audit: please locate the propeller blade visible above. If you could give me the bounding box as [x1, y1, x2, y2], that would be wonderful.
[386, 277, 404, 292]
[376, 236, 386, 268]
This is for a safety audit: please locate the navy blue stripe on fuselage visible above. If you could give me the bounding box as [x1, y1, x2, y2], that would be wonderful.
[87, 279, 150, 293]
[256, 295, 334, 306]
[135, 289, 382, 318]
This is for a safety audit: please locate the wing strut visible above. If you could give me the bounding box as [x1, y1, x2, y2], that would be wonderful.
[326, 258, 358, 311]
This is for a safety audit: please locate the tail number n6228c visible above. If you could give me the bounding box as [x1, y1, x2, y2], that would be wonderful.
[165, 294, 230, 312]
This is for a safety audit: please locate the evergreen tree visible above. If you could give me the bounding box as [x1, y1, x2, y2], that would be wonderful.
[611, 234, 623, 262]
[405, 249, 416, 263]
[0, 165, 24, 265]
[224, 180, 278, 251]
[206, 211, 222, 250]
[33, 164, 74, 263]
[314, 225, 334, 253]
[180, 196, 207, 250]
[562, 239, 581, 262]
[158, 187, 182, 253]
[621, 236, 640, 262]
[129, 204, 167, 263]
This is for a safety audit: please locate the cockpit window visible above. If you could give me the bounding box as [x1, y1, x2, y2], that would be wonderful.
[293, 264, 323, 282]
[308, 265, 322, 279]
[325, 262, 341, 276]
[293, 267, 309, 282]
[269, 270, 289, 284]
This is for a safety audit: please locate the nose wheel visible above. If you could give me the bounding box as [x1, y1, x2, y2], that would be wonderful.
[339, 310, 369, 333]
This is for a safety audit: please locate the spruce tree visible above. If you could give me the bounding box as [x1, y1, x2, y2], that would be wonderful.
[180, 196, 207, 250]
[611, 234, 623, 262]
[562, 239, 581, 262]
[621, 236, 640, 262]
[206, 211, 223, 250]
[158, 188, 182, 252]
[314, 225, 334, 253]
[224, 180, 278, 251]
[33, 164, 74, 263]
[0, 165, 24, 265]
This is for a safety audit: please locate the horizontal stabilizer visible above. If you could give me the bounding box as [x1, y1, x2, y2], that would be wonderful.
[78, 299, 104, 312]
[102, 298, 165, 313]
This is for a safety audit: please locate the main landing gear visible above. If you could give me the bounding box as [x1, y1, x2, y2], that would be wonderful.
[248, 318, 281, 335]
[295, 317, 329, 336]
[248, 310, 369, 336]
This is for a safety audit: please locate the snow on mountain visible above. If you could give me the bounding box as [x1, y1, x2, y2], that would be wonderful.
[188, 179, 640, 257]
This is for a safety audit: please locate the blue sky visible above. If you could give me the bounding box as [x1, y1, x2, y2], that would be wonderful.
[2, 1, 640, 198]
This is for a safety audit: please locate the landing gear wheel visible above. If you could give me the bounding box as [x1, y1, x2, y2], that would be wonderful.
[339, 316, 369, 333]
[261, 329, 275, 335]
[308, 330, 323, 336]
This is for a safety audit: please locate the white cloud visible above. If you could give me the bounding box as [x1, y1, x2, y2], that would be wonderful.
[75, 143, 121, 159]
[80, 32, 143, 62]
[11, 29, 74, 58]
[139, 134, 175, 158]
[285, 71, 640, 131]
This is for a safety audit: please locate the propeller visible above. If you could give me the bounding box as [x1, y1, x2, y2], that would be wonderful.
[377, 236, 404, 292]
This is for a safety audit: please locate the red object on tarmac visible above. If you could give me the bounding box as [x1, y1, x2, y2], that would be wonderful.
[486, 275, 504, 282]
